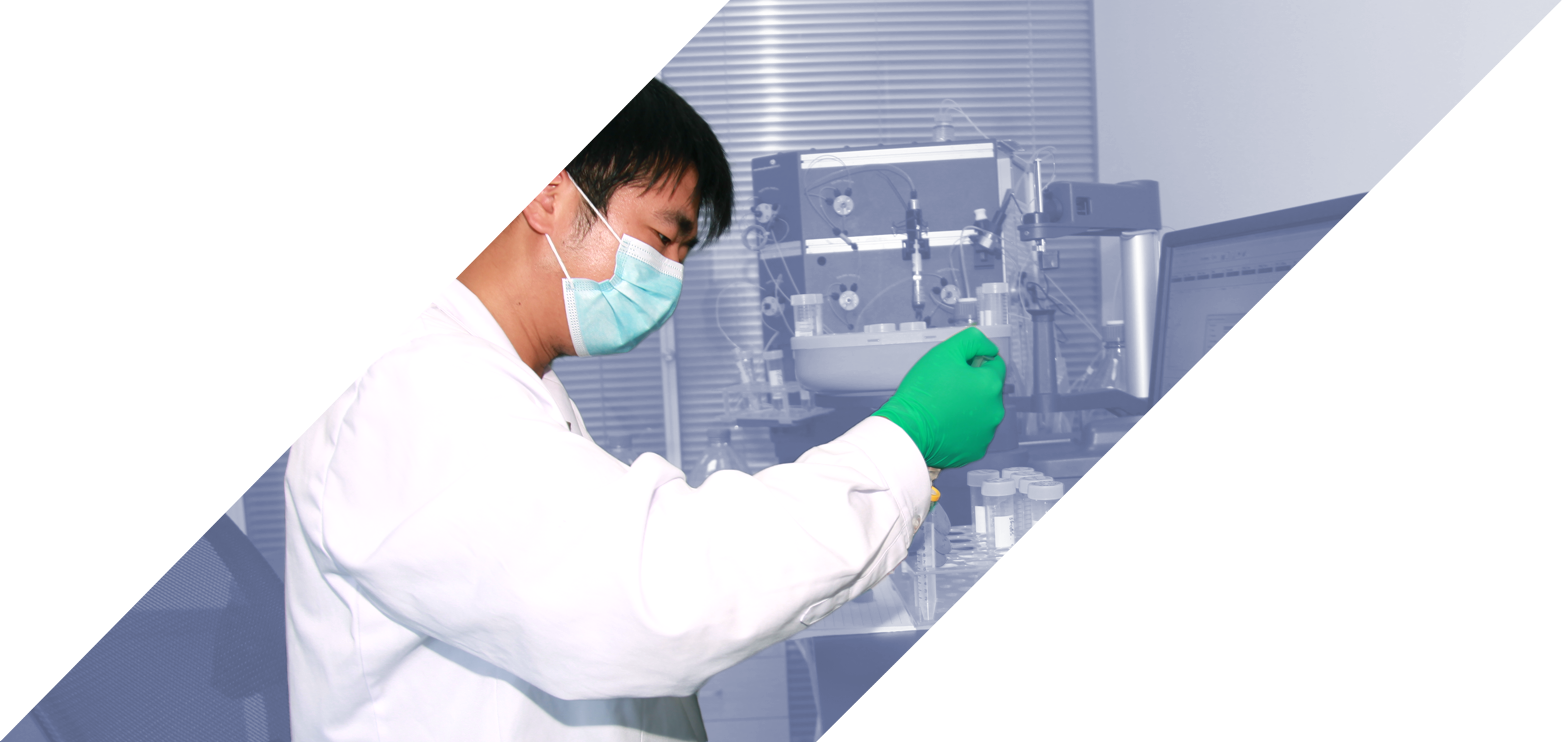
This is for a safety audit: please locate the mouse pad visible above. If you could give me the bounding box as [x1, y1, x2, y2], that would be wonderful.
[1187, 640, 1555, 740]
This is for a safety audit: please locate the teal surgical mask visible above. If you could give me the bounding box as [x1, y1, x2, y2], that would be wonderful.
[545, 177, 684, 357]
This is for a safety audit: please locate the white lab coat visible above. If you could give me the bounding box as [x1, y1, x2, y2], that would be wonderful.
[284, 280, 932, 742]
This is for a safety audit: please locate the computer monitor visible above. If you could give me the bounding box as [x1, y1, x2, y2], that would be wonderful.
[1143, 191, 1412, 537]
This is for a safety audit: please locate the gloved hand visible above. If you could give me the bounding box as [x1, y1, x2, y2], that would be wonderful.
[872, 326, 1006, 469]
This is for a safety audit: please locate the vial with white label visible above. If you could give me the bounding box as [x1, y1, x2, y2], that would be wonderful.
[966, 469, 998, 546]
[762, 350, 785, 387]
[978, 282, 1009, 326]
[980, 477, 1018, 554]
[1024, 478, 1062, 596]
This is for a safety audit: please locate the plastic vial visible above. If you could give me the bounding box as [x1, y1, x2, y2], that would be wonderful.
[688, 428, 748, 488]
[966, 469, 999, 542]
[1474, 599, 1562, 652]
[1487, 515, 1562, 568]
[981, 477, 1018, 553]
[978, 282, 1009, 326]
[790, 294, 825, 337]
[1024, 478, 1062, 596]
[1076, 321, 1127, 426]
[954, 297, 979, 325]
[865, 323, 898, 333]
[733, 348, 760, 385]
[898, 321, 927, 331]
[999, 471, 1037, 546]
[1480, 565, 1562, 606]
[762, 349, 785, 387]
[1480, 474, 1562, 515]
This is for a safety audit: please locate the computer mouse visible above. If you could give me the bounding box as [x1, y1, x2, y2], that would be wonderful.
[1218, 634, 1380, 696]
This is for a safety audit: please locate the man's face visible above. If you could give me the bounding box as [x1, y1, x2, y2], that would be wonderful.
[564, 169, 700, 281]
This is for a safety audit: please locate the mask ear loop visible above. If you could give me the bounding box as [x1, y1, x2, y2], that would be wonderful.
[565, 171, 622, 241]
[544, 233, 573, 281]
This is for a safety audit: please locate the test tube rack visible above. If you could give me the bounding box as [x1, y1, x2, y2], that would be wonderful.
[893, 524, 1099, 631]
[721, 381, 832, 426]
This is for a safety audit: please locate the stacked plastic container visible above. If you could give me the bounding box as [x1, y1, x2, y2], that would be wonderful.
[1480, 474, 1562, 687]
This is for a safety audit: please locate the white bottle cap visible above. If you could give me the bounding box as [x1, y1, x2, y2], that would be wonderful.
[790, 293, 824, 306]
[1001, 467, 1035, 479]
[981, 478, 1017, 497]
[937, 652, 987, 681]
[865, 323, 898, 333]
[898, 321, 927, 331]
[1026, 480, 1065, 501]
[967, 469, 999, 486]
[979, 282, 1009, 294]
[762, 349, 784, 360]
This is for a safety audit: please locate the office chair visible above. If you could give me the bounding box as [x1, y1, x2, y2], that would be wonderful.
[27, 515, 289, 742]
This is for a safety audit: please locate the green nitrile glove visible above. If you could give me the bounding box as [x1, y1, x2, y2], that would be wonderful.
[872, 327, 1007, 469]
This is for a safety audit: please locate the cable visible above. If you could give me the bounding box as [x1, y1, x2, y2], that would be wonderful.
[937, 99, 989, 139]
[716, 283, 763, 350]
[1042, 271, 1102, 341]
[857, 276, 914, 326]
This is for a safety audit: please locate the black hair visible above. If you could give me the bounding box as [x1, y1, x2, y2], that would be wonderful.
[452, 60, 731, 246]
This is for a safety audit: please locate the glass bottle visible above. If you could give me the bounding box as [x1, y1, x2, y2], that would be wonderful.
[966, 469, 999, 546]
[1075, 321, 1127, 427]
[981, 478, 1018, 554]
[688, 427, 749, 488]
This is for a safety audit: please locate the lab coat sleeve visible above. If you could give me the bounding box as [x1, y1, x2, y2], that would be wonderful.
[319, 336, 931, 702]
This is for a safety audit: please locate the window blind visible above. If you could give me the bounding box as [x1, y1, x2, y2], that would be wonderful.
[201, 0, 1099, 571]
[561, 0, 1102, 469]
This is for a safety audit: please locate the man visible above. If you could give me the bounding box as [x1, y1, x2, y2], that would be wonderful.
[284, 79, 1006, 741]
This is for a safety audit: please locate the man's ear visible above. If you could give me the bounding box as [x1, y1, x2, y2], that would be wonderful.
[515, 158, 571, 237]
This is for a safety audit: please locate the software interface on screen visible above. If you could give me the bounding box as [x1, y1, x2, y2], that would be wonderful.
[1149, 215, 1380, 515]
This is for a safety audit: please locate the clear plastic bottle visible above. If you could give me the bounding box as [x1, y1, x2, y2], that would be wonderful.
[1075, 321, 1127, 427]
[978, 282, 1009, 326]
[1024, 478, 1062, 596]
[762, 350, 786, 387]
[790, 294, 824, 337]
[966, 469, 999, 545]
[688, 428, 748, 488]
[981, 478, 1018, 553]
[1011, 474, 1048, 539]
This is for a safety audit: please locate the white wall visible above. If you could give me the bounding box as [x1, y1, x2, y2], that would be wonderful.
[1095, 0, 1559, 233]
[29, 0, 243, 534]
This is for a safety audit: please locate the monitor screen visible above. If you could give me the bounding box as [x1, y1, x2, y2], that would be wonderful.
[1143, 191, 1412, 534]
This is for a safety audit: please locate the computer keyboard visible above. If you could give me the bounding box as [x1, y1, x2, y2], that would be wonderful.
[1074, 512, 1355, 656]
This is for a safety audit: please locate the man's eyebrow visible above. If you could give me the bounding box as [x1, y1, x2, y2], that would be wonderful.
[656, 207, 698, 243]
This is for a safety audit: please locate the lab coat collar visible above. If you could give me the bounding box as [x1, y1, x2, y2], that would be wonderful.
[402, 257, 574, 392]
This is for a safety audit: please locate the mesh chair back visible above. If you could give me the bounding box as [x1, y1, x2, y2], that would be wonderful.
[0, 502, 287, 740]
